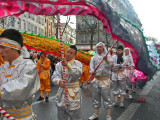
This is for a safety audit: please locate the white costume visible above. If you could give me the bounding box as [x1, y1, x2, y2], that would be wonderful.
[90, 45, 112, 109]
[123, 48, 135, 91]
[0, 37, 40, 120]
[0, 56, 40, 120]
[52, 59, 82, 120]
[111, 54, 126, 96]
[89, 42, 112, 120]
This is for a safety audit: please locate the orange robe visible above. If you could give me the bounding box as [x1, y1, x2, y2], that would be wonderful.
[37, 57, 51, 92]
[80, 65, 90, 83]
[0, 55, 5, 66]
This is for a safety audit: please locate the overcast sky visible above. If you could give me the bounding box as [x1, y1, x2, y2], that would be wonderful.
[129, 0, 160, 41]
[60, 15, 76, 29]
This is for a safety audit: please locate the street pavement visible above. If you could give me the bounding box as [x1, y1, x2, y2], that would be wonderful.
[32, 71, 160, 120]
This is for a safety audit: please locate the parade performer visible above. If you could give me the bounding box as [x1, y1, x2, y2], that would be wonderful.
[89, 42, 112, 120]
[80, 64, 90, 88]
[0, 29, 40, 120]
[37, 52, 51, 102]
[123, 48, 135, 99]
[111, 45, 127, 108]
[52, 45, 83, 120]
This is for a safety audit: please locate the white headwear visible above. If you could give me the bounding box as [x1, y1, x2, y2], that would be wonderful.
[0, 38, 21, 50]
[0, 38, 30, 58]
[123, 47, 134, 66]
[96, 42, 107, 56]
[124, 47, 131, 56]
[21, 46, 30, 58]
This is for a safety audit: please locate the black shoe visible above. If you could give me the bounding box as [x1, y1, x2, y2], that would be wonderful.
[45, 97, 49, 102]
[80, 85, 83, 89]
[37, 96, 44, 101]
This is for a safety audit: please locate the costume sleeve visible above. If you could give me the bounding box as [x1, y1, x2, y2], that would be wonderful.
[52, 63, 62, 85]
[130, 56, 135, 67]
[112, 55, 117, 65]
[66, 61, 83, 79]
[0, 62, 40, 101]
[89, 57, 95, 74]
[122, 55, 134, 67]
[122, 56, 128, 66]
[42, 59, 51, 70]
[36, 61, 40, 70]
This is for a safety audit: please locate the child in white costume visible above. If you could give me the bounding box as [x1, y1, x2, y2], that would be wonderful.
[123, 48, 135, 99]
[111, 45, 127, 108]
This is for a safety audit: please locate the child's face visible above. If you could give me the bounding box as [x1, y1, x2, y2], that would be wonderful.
[117, 49, 123, 55]
[125, 49, 129, 55]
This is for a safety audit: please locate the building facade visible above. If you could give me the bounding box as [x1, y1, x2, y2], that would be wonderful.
[45, 16, 56, 38]
[107, 0, 142, 28]
[0, 12, 56, 38]
[76, 15, 114, 51]
[76, 0, 142, 51]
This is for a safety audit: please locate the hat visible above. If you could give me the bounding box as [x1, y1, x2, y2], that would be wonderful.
[117, 45, 124, 50]
[0, 29, 23, 50]
[96, 42, 105, 48]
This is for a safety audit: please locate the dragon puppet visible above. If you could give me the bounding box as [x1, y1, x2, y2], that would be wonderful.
[0, 0, 159, 84]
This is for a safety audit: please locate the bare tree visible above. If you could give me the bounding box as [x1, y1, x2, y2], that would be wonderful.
[62, 16, 71, 36]
[54, 15, 72, 42]
[81, 16, 98, 50]
[54, 15, 59, 39]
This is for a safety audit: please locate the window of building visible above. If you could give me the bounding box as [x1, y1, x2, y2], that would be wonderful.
[25, 12, 29, 18]
[36, 16, 40, 23]
[38, 28, 41, 34]
[10, 17, 14, 27]
[82, 20, 86, 29]
[18, 19, 21, 29]
[39, 17, 41, 24]
[31, 24, 33, 32]
[31, 14, 34, 20]
[41, 29, 44, 36]
[49, 29, 50, 37]
[24, 22, 26, 31]
[41, 18, 44, 25]
[34, 26, 37, 34]
[81, 34, 86, 43]
[90, 19, 94, 25]
[28, 23, 30, 31]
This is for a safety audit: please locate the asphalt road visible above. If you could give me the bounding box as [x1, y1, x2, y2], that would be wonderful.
[32, 71, 160, 120]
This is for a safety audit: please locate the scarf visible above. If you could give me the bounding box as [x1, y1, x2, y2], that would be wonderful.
[117, 53, 123, 64]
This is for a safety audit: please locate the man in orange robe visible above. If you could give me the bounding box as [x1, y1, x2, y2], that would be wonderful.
[80, 64, 90, 88]
[36, 52, 51, 102]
